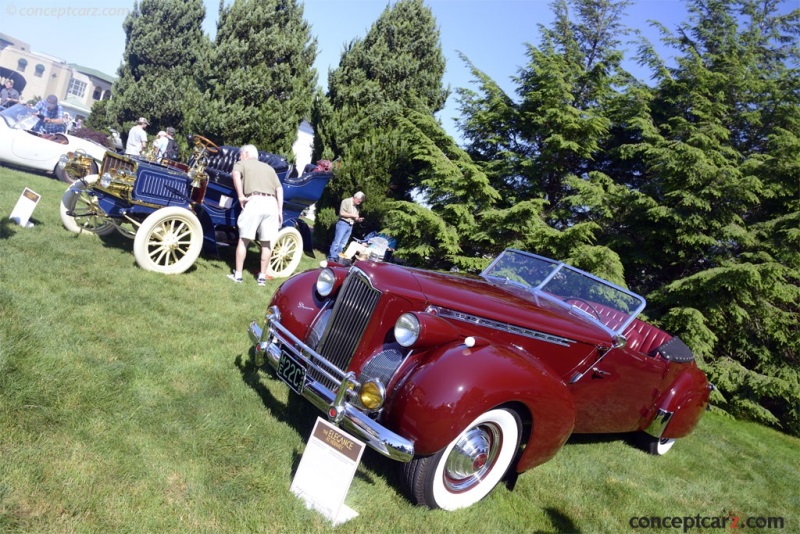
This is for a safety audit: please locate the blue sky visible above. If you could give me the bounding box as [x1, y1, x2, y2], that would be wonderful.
[0, 0, 718, 138]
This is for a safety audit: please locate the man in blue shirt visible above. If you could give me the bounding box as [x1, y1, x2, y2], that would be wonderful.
[33, 95, 66, 134]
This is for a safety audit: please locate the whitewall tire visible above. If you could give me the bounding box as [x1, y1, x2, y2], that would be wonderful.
[403, 408, 521, 510]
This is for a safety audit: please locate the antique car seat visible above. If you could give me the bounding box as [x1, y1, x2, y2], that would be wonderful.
[199, 145, 292, 189]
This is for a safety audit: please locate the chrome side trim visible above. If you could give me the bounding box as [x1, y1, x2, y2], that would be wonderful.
[432, 306, 575, 347]
[643, 408, 673, 438]
[248, 319, 414, 463]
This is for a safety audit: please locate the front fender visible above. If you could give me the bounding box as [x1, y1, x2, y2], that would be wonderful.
[381, 343, 575, 472]
[641, 364, 710, 439]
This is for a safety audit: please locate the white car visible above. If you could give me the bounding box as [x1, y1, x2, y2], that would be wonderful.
[0, 103, 108, 182]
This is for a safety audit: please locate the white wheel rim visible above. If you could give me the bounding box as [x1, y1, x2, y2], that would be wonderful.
[267, 228, 303, 278]
[133, 207, 203, 274]
[144, 218, 195, 268]
[60, 177, 114, 235]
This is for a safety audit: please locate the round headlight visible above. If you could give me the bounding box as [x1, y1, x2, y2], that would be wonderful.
[316, 268, 336, 297]
[360, 379, 385, 410]
[57, 154, 68, 168]
[394, 313, 420, 347]
[100, 172, 112, 188]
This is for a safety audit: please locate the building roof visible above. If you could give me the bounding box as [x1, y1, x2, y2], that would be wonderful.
[70, 64, 116, 84]
[61, 95, 92, 115]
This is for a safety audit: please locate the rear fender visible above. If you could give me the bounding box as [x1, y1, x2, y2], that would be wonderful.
[381, 343, 575, 472]
[641, 364, 710, 439]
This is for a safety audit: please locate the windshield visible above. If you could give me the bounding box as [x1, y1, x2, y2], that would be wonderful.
[481, 249, 646, 335]
[1, 104, 40, 130]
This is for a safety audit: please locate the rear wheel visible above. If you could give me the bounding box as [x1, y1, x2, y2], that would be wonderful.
[133, 207, 203, 274]
[266, 226, 303, 278]
[638, 433, 676, 455]
[403, 408, 521, 510]
[60, 175, 115, 236]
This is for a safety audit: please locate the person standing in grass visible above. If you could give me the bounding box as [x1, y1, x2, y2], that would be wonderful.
[328, 191, 365, 261]
[228, 144, 283, 286]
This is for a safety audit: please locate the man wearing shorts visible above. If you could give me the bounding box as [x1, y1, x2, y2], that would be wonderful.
[228, 144, 284, 285]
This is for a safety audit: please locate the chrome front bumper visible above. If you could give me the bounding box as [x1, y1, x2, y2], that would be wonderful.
[247, 319, 414, 463]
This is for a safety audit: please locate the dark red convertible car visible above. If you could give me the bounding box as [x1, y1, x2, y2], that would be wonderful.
[248, 249, 711, 510]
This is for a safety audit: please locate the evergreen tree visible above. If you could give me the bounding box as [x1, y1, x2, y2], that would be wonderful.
[454, 0, 633, 278]
[197, 0, 317, 156]
[312, 0, 449, 251]
[108, 0, 210, 148]
[623, 0, 800, 434]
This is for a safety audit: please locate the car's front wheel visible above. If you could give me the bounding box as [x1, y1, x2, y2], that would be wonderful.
[133, 207, 203, 274]
[60, 175, 116, 236]
[55, 159, 98, 185]
[266, 226, 303, 278]
[403, 408, 521, 510]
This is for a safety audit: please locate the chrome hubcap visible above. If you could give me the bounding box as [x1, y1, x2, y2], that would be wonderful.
[443, 424, 501, 492]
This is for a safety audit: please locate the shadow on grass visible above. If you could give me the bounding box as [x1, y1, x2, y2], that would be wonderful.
[540, 508, 581, 533]
[0, 216, 18, 239]
[235, 348, 399, 492]
[566, 431, 649, 454]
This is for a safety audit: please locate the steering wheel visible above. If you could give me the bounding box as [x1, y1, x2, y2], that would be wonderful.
[565, 298, 603, 322]
[193, 135, 220, 154]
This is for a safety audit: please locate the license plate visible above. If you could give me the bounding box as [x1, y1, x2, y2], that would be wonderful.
[277, 351, 307, 394]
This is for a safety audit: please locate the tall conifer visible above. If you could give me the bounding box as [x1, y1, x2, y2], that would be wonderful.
[108, 0, 210, 141]
[201, 0, 317, 155]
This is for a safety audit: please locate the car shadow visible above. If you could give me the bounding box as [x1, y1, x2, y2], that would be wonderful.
[566, 431, 644, 452]
[235, 348, 394, 492]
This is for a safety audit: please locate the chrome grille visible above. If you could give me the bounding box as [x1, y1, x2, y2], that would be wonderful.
[100, 153, 136, 176]
[311, 269, 381, 389]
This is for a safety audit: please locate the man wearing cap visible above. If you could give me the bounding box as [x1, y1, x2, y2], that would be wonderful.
[0, 79, 20, 107]
[32, 95, 66, 134]
[125, 117, 149, 156]
[155, 126, 178, 160]
[328, 191, 365, 262]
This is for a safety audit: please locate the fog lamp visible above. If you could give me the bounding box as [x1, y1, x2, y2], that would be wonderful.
[360, 379, 385, 410]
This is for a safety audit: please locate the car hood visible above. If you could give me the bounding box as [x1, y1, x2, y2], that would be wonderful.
[359, 262, 613, 347]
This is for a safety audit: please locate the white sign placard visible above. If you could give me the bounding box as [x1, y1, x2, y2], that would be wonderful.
[290, 417, 365, 525]
[9, 187, 41, 228]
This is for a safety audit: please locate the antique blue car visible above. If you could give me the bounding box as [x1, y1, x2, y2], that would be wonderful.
[59, 135, 332, 276]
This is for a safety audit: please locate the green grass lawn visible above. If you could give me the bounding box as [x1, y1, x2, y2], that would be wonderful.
[1, 166, 798, 532]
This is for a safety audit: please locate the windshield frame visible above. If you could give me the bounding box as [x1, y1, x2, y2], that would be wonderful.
[480, 249, 646, 337]
[0, 103, 40, 130]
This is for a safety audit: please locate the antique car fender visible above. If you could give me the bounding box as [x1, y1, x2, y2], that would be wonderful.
[640, 363, 710, 439]
[381, 342, 576, 472]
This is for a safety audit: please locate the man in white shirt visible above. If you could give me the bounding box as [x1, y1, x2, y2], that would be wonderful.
[125, 117, 149, 156]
